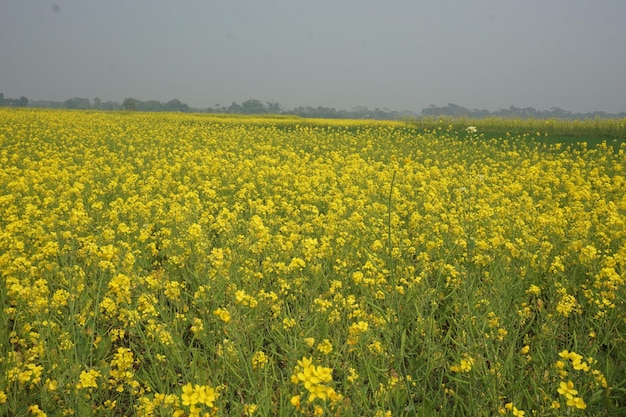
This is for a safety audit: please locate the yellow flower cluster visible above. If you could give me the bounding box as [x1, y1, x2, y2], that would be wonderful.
[503, 402, 525, 416]
[291, 357, 342, 411]
[1, 109, 624, 415]
[251, 350, 269, 370]
[109, 347, 140, 394]
[557, 381, 586, 409]
[77, 369, 101, 390]
[213, 308, 231, 323]
[551, 349, 608, 411]
[180, 383, 219, 416]
[450, 354, 475, 373]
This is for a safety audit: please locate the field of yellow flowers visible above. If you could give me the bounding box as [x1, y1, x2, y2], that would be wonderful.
[1, 108, 625, 416]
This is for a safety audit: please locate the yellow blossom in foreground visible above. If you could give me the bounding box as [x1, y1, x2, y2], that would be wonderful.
[347, 321, 369, 345]
[181, 382, 218, 408]
[504, 403, 525, 416]
[282, 317, 296, 329]
[566, 396, 587, 409]
[213, 307, 231, 323]
[77, 369, 101, 389]
[291, 394, 301, 409]
[526, 285, 541, 296]
[347, 367, 359, 383]
[181, 383, 198, 406]
[451, 355, 475, 373]
[557, 380, 578, 399]
[243, 403, 258, 416]
[291, 356, 339, 403]
[27, 404, 47, 417]
[317, 339, 333, 355]
[190, 317, 204, 334]
[252, 350, 269, 369]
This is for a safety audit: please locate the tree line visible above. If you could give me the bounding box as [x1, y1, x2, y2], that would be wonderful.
[421, 103, 626, 120]
[1, 93, 624, 120]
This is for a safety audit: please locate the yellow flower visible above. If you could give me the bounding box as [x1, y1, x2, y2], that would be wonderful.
[282, 317, 296, 329]
[292, 356, 336, 403]
[77, 369, 101, 389]
[566, 396, 586, 409]
[557, 381, 578, 399]
[497, 328, 508, 340]
[504, 403, 525, 416]
[46, 378, 58, 391]
[572, 358, 589, 372]
[27, 405, 47, 417]
[190, 317, 204, 334]
[451, 355, 475, 373]
[181, 383, 217, 408]
[317, 339, 333, 355]
[243, 403, 258, 416]
[348, 321, 369, 344]
[290, 394, 301, 409]
[181, 383, 199, 406]
[213, 307, 231, 323]
[525, 285, 541, 296]
[195, 385, 217, 407]
[252, 350, 269, 370]
[187, 223, 202, 239]
[556, 293, 579, 317]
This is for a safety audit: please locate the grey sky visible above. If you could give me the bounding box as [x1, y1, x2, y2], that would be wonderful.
[1, 0, 625, 113]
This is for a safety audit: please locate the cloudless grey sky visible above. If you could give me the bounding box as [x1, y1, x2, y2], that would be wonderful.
[1, 0, 625, 113]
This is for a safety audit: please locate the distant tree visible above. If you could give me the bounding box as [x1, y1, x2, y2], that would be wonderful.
[509, 105, 521, 115]
[138, 100, 163, 112]
[29, 99, 61, 108]
[93, 97, 102, 109]
[163, 99, 189, 112]
[65, 97, 91, 109]
[521, 107, 538, 118]
[100, 100, 120, 111]
[0, 93, 4, 106]
[228, 102, 243, 114]
[266, 101, 282, 113]
[241, 99, 266, 114]
[421, 103, 470, 117]
[446, 103, 469, 117]
[549, 107, 570, 119]
[471, 109, 490, 118]
[121, 97, 138, 111]
[2, 96, 27, 107]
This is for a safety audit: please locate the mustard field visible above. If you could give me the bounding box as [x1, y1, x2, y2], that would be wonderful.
[1, 108, 625, 416]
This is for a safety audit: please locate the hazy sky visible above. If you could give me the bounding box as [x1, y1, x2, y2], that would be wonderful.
[1, 0, 625, 113]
